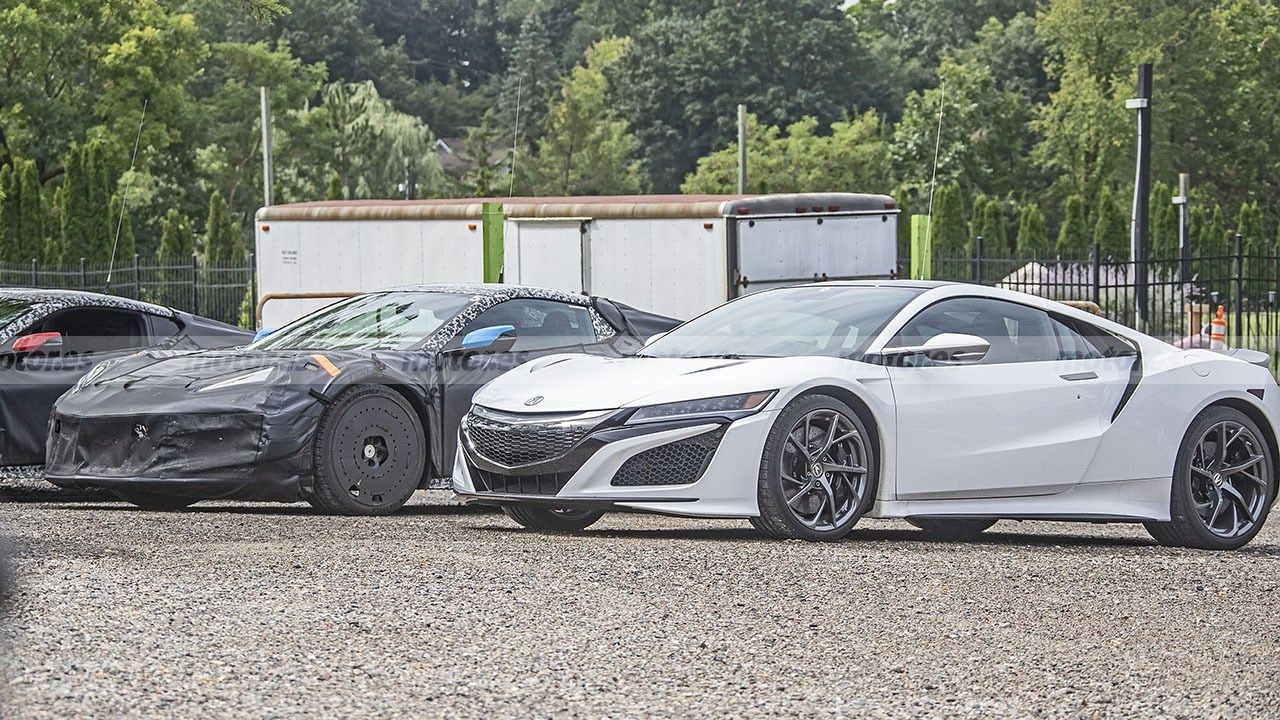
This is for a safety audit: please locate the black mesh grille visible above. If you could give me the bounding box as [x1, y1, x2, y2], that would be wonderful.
[464, 409, 593, 467]
[611, 428, 725, 487]
[470, 466, 574, 495]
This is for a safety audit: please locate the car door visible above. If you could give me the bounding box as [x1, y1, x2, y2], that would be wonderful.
[437, 298, 616, 462]
[884, 297, 1133, 500]
[0, 305, 154, 465]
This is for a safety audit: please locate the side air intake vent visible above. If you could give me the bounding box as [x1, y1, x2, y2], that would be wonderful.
[611, 428, 725, 487]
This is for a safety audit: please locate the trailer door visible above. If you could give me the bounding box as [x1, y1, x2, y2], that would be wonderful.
[503, 219, 590, 294]
[730, 213, 897, 297]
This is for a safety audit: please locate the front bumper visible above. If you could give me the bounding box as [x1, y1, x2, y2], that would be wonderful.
[453, 408, 777, 517]
[45, 409, 317, 502]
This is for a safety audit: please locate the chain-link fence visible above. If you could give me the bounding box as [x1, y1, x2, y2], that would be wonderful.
[0, 255, 255, 328]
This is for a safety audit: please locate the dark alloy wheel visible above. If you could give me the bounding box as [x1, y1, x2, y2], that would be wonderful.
[1146, 406, 1274, 550]
[113, 489, 196, 511]
[753, 394, 875, 541]
[907, 517, 997, 540]
[310, 384, 426, 516]
[502, 505, 604, 533]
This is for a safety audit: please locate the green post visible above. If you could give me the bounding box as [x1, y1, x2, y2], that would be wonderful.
[482, 202, 504, 283]
[910, 214, 932, 280]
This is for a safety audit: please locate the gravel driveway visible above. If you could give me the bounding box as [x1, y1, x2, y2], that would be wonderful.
[1, 482, 1277, 719]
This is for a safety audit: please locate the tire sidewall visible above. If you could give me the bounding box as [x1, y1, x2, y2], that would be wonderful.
[312, 384, 426, 516]
[757, 393, 876, 542]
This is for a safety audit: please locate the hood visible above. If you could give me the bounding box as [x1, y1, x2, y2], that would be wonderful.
[473, 353, 855, 413]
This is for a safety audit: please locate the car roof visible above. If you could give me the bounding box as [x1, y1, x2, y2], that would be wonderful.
[376, 283, 596, 306]
[0, 288, 175, 317]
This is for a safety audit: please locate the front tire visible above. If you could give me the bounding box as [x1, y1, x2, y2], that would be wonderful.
[1145, 406, 1274, 550]
[114, 489, 196, 511]
[907, 517, 996, 539]
[502, 505, 604, 533]
[310, 384, 426, 516]
[752, 393, 875, 541]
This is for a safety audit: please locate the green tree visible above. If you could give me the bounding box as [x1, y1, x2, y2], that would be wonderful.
[1199, 205, 1228, 257]
[1237, 200, 1268, 297]
[975, 198, 1007, 256]
[1094, 186, 1127, 258]
[158, 209, 195, 258]
[526, 38, 641, 195]
[108, 196, 136, 261]
[1016, 203, 1048, 259]
[0, 164, 15, 262]
[203, 191, 243, 263]
[15, 159, 42, 263]
[930, 182, 967, 256]
[325, 171, 344, 201]
[1057, 194, 1089, 258]
[462, 111, 502, 198]
[498, 11, 558, 150]
[1150, 181, 1178, 260]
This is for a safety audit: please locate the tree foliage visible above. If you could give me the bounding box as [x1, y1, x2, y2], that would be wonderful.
[1094, 186, 1128, 258]
[1016, 203, 1048, 259]
[930, 182, 967, 255]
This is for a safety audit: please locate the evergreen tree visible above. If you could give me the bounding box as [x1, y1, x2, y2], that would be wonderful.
[1150, 181, 1178, 260]
[84, 142, 113, 262]
[108, 196, 136, 261]
[1199, 205, 1228, 258]
[930, 182, 966, 256]
[1057, 194, 1089, 258]
[976, 198, 1006, 256]
[1094, 187, 1127, 259]
[325, 171, 344, 201]
[0, 164, 15, 263]
[499, 12, 557, 150]
[969, 193, 990, 253]
[58, 145, 87, 265]
[203, 191, 243, 264]
[1237, 201, 1267, 298]
[463, 110, 502, 197]
[1015, 203, 1048, 259]
[1189, 206, 1206, 256]
[158, 209, 195, 258]
[15, 159, 42, 263]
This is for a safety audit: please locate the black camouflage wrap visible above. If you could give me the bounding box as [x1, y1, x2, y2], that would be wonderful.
[45, 285, 679, 503]
[0, 289, 250, 467]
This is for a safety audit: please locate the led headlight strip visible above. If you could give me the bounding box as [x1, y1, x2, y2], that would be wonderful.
[626, 390, 776, 425]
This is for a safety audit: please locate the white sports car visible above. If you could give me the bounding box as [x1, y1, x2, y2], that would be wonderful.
[453, 281, 1277, 549]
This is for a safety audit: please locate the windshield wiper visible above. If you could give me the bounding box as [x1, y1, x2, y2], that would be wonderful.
[680, 353, 772, 360]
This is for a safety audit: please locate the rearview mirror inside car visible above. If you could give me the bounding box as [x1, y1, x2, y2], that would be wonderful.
[459, 324, 518, 354]
[12, 332, 64, 354]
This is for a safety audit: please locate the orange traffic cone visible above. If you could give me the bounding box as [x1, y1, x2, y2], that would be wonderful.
[1210, 305, 1227, 350]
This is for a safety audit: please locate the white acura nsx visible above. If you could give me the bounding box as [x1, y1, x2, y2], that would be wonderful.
[453, 281, 1277, 549]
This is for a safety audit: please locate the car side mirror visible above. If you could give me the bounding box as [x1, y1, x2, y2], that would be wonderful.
[253, 327, 277, 343]
[642, 331, 668, 347]
[12, 332, 63, 354]
[460, 325, 518, 354]
[882, 333, 990, 365]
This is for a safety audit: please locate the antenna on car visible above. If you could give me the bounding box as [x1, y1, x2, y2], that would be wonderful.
[923, 84, 945, 254]
[104, 98, 148, 294]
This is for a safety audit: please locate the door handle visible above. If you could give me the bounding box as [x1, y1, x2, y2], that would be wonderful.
[1060, 371, 1098, 381]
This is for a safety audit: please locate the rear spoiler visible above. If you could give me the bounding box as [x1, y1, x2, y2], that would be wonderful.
[1221, 348, 1272, 369]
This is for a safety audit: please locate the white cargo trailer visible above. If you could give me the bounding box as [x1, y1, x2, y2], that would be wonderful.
[254, 193, 898, 328]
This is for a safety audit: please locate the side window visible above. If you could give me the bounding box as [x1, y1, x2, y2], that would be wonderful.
[891, 297, 1060, 365]
[148, 314, 182, 340]
[461, 299, 598, 352]
[32, 307, 149, 354]
[1051, 316, 1101, 360]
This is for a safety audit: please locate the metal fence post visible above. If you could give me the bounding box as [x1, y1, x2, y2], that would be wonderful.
[1233, 233, 1244, 348]
[79, 258, 86, 289]
[248, 252, 257, 329]
[1091, 242, 1101, 307]
[973, 236, 984, 285]
[30, 259, 37, 287]
[133, 254, 141, 299]
[190, 254, 199, 315]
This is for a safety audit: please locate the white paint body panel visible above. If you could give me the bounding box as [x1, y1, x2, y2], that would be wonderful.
[457, 281, 1280, 524]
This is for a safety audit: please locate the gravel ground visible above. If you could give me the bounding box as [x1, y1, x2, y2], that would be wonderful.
[1, 479, 1278, 719]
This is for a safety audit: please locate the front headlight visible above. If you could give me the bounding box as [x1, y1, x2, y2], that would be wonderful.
[196, 367, 275, 393]
[626, 391, 776, 425]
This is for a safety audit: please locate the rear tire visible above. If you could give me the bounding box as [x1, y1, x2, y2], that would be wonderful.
[113, 489, 196, 511]
[753, 393, 876, 542]
[907, 517, 996, 540]
[502, 506, 604, 533]
[310, 384, 426, 516]
[1144, 406, 1274, 550]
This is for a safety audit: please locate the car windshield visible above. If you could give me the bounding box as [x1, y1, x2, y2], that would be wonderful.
[252, 292, 473, 351]
[0, 299, 33, 333]
[639, 285, 922, 359]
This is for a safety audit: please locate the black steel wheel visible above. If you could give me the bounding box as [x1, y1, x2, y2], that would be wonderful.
[906, 517, 997, 540]
[310, 384, 426, 516]
[1146, 406, 1274, 550]
[113, 489, 196, 511]
[502, 505, 604, 533]
[753, 394, 875, 541]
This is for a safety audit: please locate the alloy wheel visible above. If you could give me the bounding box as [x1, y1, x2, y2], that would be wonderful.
[1189, 420, 1270, 539]
[779, 409, 869, 531]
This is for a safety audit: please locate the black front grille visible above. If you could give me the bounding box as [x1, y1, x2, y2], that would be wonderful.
[611, 428, 725, 487]
[470, 466, 574, 495]
[463, 408, 595, 467]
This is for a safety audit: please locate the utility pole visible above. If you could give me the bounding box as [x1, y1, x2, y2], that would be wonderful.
[1173, 173, 1190, 283]
[737, 104, 747, 194]
[260, 87, 274, 207]
[1125, 63, 1153, 330]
